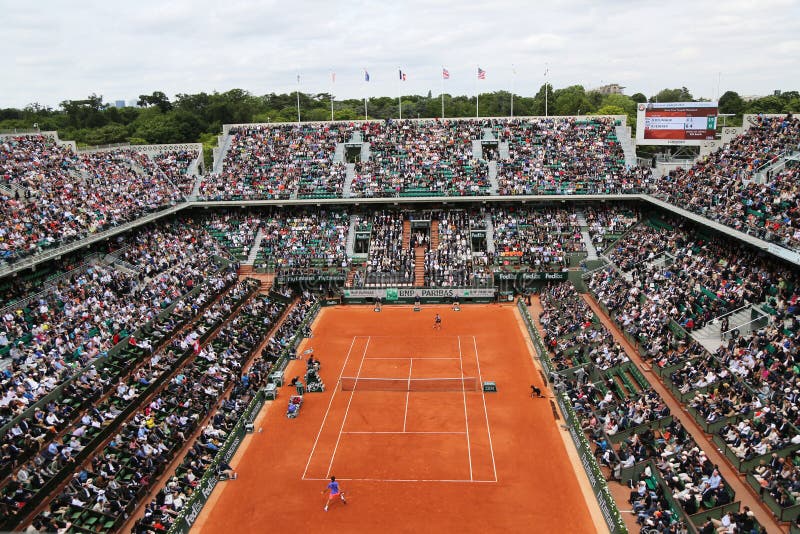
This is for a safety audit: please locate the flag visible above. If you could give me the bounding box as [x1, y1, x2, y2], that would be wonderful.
[331, 72, 336, 83]
[399, 69, 406, 81]
[442, 67, 450, 80]
[364, 70, 370, 82]
[296, 74, 300, 84]
[477, 67, 486, 80]
[544, 65, 549, 76]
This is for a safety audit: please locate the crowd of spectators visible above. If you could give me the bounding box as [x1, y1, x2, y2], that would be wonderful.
[0, 136, 197, 266]
[584, 206, 639, 251]
[495, 117, 649, 195]
[352, 119, 490, 197]
[425, 211, 488, 287]
[362, 212, 414, 286]
[492, 207, 582, 271]
[21, 277, 266, 532]
[1, 271, 247, 526]
[650, 114, 800, 251]
[199, 124, 350, 200]
[150, 150, 200, 197]
[260, 211, 350, 271]
[587, 217, 800, 523]
[537, 283, 742, 530]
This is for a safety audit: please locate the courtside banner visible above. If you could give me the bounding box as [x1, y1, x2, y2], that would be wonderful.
[343, 288, 496, 299]
[494, 271, 568, 282]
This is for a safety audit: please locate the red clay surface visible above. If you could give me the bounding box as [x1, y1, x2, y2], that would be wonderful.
[196, 304, 596, 533]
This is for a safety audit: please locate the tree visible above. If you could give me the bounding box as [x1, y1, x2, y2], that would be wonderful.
[630, 93, 647, 104]
[651, 87, 694, 103]
[593, 105, 627, 116]
[60, 94, 109, 129]
[553, 85, 593, 115]
[718, 91, 745, 115]
[137, 91, 172, 113]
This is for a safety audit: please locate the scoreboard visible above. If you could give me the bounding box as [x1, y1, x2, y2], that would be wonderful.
[636, 101, 718, 146]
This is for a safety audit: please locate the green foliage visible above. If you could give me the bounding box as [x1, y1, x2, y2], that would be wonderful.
[553, 85, 593, 115]
[719, 91, 745, 115]
[3, 84, 798, 152]
[593, 105, 626, 116]
[651, 87, 694, 103]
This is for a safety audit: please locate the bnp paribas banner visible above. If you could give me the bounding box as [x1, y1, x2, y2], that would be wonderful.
[344, 288, 496, 299]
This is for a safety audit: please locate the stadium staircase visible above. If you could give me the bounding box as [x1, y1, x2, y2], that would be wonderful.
[346, 215, 358, 257]
[212, 131, 234, 174]
[471, 139, 483, 159]
[752, 150, 799, 183]
[614, 124, 637, 167]
[498, 141, 509, 160]
[346, 268, 358, 288]
[402, 219, 411, 249]
[334, 142, 345, 163]
[414, 247, 425, 286]
[691, 302, 770, 353]
[575, 211, 598, 260]
[361, 142, 371, 161]
[0, 183, 20, 201]
[343, 163, 355, 197]
[487, 160, 499, 194]
[243, 228, 265, 266]
[189, 153, 204, 198]
[484, 213, 495, 254]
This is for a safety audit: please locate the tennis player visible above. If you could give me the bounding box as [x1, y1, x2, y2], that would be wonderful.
[323, 476, 347, 511]
[433, 313, 442, 330]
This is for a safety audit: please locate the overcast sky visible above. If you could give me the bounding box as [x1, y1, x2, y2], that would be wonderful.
[2, 0, 798, 109]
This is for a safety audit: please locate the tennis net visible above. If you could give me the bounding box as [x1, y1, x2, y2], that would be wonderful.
[340, 376, 479, 392]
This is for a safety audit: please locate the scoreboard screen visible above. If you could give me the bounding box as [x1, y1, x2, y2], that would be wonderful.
[636, 102, 718, 146]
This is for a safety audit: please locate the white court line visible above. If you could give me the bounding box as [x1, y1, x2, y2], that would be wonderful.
[325, 337, 371, 478]
[302, 336, 358, 479]
[364, 357, 460, 360]
[403, 359, 413, 432]
[302, 477, 497, 483]
[473, 335, 498, 482]
[457, 336, 473, 481]
[342, 431, 466, 434]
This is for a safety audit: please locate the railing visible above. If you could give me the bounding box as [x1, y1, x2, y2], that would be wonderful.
[721, 313, 770, 340]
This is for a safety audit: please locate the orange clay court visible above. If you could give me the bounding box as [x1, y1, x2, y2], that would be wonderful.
[195, 304, 598, 533]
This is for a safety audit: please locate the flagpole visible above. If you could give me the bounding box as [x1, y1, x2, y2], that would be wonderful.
[398, 68, 402, 120]
[545, 63, 549, 118]
[440, 68, 444, 118]
[475, 66, 479, 118]
[511, 64, 515, 118]
[364, 69, 369, 120]
[330, 72, 335, 121]
[296, 74, 301, 123]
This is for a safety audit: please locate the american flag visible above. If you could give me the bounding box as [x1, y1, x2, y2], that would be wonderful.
[477, 67, 486, 80]
[442, 67, 450, 80]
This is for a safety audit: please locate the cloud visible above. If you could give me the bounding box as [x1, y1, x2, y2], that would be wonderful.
[0, 0, 798, 108]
